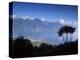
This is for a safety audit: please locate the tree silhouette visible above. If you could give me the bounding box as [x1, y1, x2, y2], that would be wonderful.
[69, 26, 75, 42]
[57, 27, 65, 43]
[13, 35, 34, 58]
[57, 25, 75, 43]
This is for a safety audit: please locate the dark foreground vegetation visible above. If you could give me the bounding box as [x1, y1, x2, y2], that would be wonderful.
[9, 36, 78, 58]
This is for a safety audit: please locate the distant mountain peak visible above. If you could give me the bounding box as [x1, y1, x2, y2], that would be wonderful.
[34, 18, 42, 22]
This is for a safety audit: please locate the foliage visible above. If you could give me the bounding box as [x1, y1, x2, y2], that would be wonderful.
[57, 25, 75, 43]
[9, 35, 78, 58]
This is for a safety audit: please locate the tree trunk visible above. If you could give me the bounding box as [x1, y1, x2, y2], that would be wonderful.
[62, 36, 65, 43]
[66, 33, 68, 42]
[70, 33, 73, 42]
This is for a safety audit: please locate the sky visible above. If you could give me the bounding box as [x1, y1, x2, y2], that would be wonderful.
[11, 2, 78, 45]
[12, 2, 78, 23]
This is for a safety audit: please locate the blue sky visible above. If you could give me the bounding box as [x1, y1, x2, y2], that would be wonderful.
[13, 2, 78, 22]
[11, 2, 78, 45]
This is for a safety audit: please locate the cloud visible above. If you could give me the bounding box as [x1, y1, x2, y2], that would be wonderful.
[72, 31, 78, 41]
[74, 22, 78, 26]
[11, 14, 16, 19]
[31, 40, 42, 47]
[21, 16, 46, 21]
[21, 16, 36, 20]
[29, 37, 43, 47]
[64, 21, 78, 27]
[21, 16, 29, 20]
[40, 17, 45, 21]
[59, 19, 65, 24]
[59, 19, 73, 25]
[66, 21, 72, 25]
